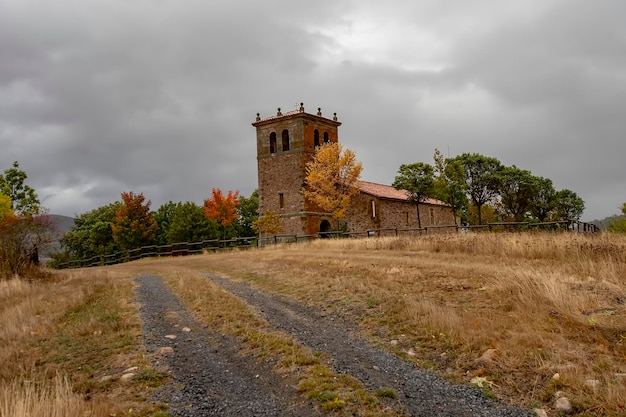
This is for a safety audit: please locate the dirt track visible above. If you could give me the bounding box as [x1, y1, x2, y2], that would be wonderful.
[135, 274, 532, 416]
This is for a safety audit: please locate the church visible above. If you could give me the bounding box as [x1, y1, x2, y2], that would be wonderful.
[252, 104, 457, 236]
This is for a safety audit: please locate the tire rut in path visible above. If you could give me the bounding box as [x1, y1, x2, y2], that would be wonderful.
[205, 273, 533, 417]
[135, 275, 321, 417]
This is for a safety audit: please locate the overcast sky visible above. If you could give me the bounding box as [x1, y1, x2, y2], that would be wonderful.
[1, 0, 624, 221]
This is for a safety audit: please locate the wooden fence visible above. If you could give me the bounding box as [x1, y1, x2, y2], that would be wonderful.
[55, 220, 599, 269]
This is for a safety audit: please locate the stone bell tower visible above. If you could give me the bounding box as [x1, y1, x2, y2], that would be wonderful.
[252, 103, 341, 235]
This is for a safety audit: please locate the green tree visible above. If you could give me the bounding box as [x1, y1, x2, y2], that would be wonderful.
[0, 161, 40, 214]
[453, 153, 503, 225]
[112, 192, 158, 250]
[154, 201, 180, 245]
[606, 203, 626, 232]
[530, 177, 557, 222]
[432, 149, 467, 225]
[60, 203, 121, 260]
[553, 189, 585, 221]
[304, 142, 363, 228]
[235, 190, 259, 237]
[167, 202, 219, 244]
[466, 203, 499, 225]
[392, 162, 435, 228]
[498, 166, 538, 222]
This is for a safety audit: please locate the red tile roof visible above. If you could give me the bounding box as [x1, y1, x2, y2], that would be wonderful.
[358, 180, 448, 206]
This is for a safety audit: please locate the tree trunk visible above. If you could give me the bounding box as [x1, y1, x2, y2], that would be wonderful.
[416, 204, 422, 228]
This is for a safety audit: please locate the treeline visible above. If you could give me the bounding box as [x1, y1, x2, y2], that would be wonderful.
[0, 160, 261, 276]
[51, 189, 259, 266]
[0, 152, 613, 277]
[394, 150, 586, 226]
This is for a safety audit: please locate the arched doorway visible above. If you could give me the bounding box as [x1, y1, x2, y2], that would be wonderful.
[319, 220, 331, 237]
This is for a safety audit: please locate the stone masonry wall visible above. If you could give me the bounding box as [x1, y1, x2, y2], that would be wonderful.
[345, 193, 457, 232]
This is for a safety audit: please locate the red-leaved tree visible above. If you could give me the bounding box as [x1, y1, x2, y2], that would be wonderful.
[203, 188, 239, 239]
[111, 191, 158, 250]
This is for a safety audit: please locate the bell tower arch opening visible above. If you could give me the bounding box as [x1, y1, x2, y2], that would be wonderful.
[282, 129, 290, 151]
[269, 132, 277, 154]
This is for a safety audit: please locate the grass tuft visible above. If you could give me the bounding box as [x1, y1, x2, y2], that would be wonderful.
[375, 387, 398, 399]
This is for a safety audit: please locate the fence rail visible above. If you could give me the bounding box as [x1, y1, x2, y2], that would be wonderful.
[54, 220, 599, 269]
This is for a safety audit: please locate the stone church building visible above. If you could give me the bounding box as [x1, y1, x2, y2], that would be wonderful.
[252, 104, 457, 236]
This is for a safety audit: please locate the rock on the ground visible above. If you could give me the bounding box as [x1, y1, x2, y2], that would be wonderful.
[120, 373, 136, 382]
[157, 346, 174, 355]
[475, 348, 497, 367]
[554, 396, 572, 414]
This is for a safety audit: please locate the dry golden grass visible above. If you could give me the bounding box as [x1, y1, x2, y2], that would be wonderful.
[0, 269, 167, 417]
[0, 374, 97, 417]
[113, 231, 625, 416]
[4, 232, 625, 416]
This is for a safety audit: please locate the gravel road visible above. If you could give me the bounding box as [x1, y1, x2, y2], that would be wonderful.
[135, 273, 533, 417]
[135, 275, 320, 417]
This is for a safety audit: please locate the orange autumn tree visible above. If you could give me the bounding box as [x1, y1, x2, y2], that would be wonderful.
[111, 191, 158, 250]
[304, 142, 363, 230]
[203, 188, 239, 239]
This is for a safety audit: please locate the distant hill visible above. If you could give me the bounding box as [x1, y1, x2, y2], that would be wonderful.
[44, 214, 75, 258]
[49, 214, 75, 235]
[589, 214, 623, 231]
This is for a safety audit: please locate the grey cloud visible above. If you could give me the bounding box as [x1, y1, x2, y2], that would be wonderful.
[1, 0, 624, 220]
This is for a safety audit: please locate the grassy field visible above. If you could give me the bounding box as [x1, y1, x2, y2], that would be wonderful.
[1, 232, 625, 416]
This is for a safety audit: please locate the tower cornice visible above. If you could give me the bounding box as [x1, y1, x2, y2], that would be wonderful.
[252, 104, 341, 127]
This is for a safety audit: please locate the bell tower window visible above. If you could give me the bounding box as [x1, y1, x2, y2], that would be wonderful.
[314, 129, 320, 148]
[282, 129, 290, 151]
[269, 132, 277, 154]
[323, 132, 329, 144]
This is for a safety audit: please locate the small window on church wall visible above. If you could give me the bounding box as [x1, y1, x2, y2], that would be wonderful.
[430, 208, 435, 225]
[314, 129, 320, 148]
[371, 200, 376, 218]
[279, 193, 284, 208]
[282, 130, 290, 151]
[406, 211, 410, 225]
[323, 132, 329, 144]
[269, 132, 277, 154]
